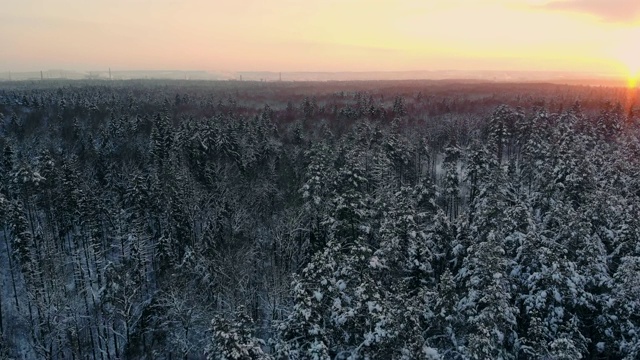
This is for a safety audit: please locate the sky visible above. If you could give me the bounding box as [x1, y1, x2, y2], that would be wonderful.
[1, 0, 639, 77]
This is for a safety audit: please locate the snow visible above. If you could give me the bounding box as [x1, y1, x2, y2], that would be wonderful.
[422, 345, 441, 360]
[369, 256, 382, 269]
[337, 280, 347, 291]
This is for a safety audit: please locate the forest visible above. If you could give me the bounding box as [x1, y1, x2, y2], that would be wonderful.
[0, 79, 639, 359]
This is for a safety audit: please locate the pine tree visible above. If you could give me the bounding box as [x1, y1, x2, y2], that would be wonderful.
[488, 105, 519, 164]
[441, 144, 461, 220]
[206, 307, 269, 360]
[605, 256, 640, 359]
[275, 238, 399, 359]
[457, 231, 518, 360]
[392, 96, 407, 117]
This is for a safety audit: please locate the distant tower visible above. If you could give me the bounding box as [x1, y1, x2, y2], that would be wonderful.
[240, 74, 243, 81]
[279, 72, 282, 81]
[41, 71, 43, 81]
[109, 67, 112, 80]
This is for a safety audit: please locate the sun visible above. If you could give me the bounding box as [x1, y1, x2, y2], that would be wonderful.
[626, 62, 639, 88]
[613, 40, 640, 88]
[618, 52, 640, 88]
[630, 76, 638, 89]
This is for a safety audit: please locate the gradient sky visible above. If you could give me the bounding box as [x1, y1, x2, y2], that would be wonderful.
[1, 0, 639, 75]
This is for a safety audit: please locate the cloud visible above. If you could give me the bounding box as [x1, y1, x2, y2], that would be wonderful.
[541, 0, 640, 23]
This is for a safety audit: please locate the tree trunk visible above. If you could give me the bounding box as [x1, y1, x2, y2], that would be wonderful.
[3, 227, 21, 312]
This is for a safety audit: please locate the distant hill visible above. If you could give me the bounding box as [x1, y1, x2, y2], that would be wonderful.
[0, 69, 628, 87]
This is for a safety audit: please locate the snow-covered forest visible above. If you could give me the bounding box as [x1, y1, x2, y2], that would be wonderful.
[0, 80, 639, 359]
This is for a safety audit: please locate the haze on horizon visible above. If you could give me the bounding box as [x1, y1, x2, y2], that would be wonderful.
[1, 0, 639, 77]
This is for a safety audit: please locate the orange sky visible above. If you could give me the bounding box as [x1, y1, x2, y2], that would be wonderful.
[1, 0, 639, 76]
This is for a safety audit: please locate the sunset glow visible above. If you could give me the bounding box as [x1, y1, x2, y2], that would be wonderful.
[621, 52, 640, 88]
[628, 71, 639, 88]
[611, 28, 640, 87]
[1, 0, 639, 76]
